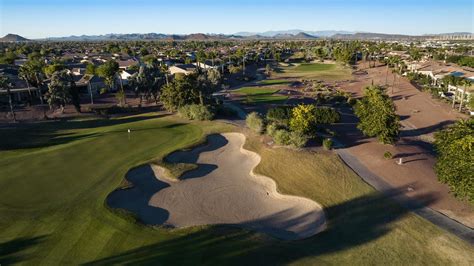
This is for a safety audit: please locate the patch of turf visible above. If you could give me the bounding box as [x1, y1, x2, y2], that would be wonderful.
[276, 62, 352, 81]
[154, 161, 198, 180]
[233, 86, 280, 96]
[294, 63, 336, 72]
[257, 79, 290, 85]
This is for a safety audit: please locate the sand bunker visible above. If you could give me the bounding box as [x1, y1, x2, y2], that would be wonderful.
[107, 133, 326, 240]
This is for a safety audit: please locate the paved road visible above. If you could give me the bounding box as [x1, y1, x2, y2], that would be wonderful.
[336, 148, 474, 245]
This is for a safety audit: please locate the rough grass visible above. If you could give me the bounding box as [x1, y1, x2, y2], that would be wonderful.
[154, 161, 198, 180]
[0, 114, 472, 265]
[276, 62, 352, 81]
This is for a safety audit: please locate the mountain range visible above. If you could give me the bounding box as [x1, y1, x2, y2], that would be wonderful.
[1, 30, 472, 42]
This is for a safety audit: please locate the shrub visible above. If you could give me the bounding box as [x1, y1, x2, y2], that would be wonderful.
[246, 112, 264, 134]
[289, 131, 309, 148]
[273, 129, 291, 145]
[322, 138, 333, 150]
[314, 107, 341, 124]
[266, 123, 279, 137]
[383, 151, 393, 159]
[266, 107, 292, 126]
[178, 104, 214, 121]
[289, 104, 317, 134]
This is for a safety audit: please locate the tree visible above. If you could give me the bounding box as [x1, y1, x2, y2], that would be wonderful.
[354, 85, 400, 144]
[160, 74, 200, 112]
[18, 64, 34, 104]
[434, 119, 474, 202]
[129, 64, 164, 106]
[97, 60, 125, 105]
[46, 70, 80, 113]
[20, 59, 46, 104]
[0, 75, 16, 122]
[289, 104, 317, 134]
[44, 62, 65, 78]
[85, 63, 96, 75]
[458, 79, 472, 112]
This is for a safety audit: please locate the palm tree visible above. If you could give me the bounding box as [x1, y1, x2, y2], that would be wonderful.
[0, 75, 17, 122]
[458, 79, 472, 112]
[18, 65, 33, 104]
[450, 76, 460, 109]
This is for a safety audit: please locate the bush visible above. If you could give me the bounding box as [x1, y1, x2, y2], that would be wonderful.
[246, 112, 264, 134]
[273, 129, 291, 145]
[383, 151, 393, 159]
[289, 131, 309, 148]
[266, 107, 292, 126]
[314, 107, 341, 124]
[289, 104, 317, 134]
[322, 138, 333, 150]
[178, 104, 214, 121]
[266, 123, 279, 137]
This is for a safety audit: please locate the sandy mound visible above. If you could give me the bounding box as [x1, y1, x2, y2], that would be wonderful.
[108, 133, 326, 240]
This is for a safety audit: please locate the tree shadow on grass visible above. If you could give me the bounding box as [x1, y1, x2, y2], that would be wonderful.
[0, 235, 48, 265]
[0, 114, 171, 151]
[89, 188, 436, 265]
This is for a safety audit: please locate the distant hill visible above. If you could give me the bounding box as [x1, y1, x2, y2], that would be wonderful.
[0, 34, 30, 42]
[294, 32, 318, 39]
[235, 30, 354, 37]
[36, 31, 473, 41]
[331, 32, 417, 40]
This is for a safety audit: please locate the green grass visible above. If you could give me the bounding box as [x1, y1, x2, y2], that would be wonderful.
[294, 63, 336, 72]
[257, 79, 290, 85]
[154, 161, 198, 180]
[233, 87, 288, 104]
[233, 86, 280, 96]
[0, 114, 472, 265]
[276, 62, 352, 81]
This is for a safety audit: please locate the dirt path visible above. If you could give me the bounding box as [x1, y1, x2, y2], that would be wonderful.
[108, 133, 326, 240]
[336, 63, 474, 229]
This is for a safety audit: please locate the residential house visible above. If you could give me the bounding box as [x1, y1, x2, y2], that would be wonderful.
[169, 64, 197, 75]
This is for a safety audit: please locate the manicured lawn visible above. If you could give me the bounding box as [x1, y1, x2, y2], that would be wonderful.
[0, 114, 472, 265]
[276, 62, 352, 81]
[233, 87, 288, 104]
[233, 86, 280, 96]
[294, 63, 336, 72]
[257, 79, 290, 85]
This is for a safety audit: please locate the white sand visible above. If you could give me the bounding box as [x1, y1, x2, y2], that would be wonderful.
[108, 133, 326, 240]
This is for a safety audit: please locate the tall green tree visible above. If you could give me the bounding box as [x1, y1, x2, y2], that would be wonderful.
[354, 85, 400, 144]
[19, 59, 45, 104]
[97, 60, 125, 105]
[160, 74, 200, 112]
[434, 119, 474, 202]
[46, 70, 80, 113]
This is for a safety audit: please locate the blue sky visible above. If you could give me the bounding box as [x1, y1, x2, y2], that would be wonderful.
[1, 0, 472, 38]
